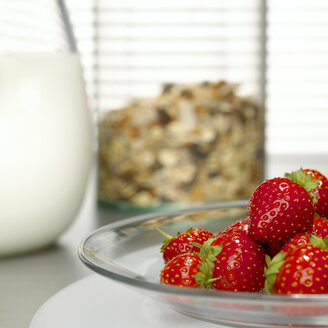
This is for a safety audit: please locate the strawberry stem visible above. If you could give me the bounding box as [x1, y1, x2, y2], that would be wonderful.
[155, 227, 173, 240]
[155, 227, 175, 253]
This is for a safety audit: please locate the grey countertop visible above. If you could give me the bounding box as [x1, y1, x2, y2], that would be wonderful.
[2, 154, 328, 328]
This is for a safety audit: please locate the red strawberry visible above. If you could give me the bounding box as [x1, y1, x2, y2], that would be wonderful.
[265, 236, 328, 294]
[285, 168, 328, 218]
[313, 180, 328, 219]
[312, 215, 328, 238]
[160, 253, 210, 288]
[280, 216, 328, 255]
[312, 180, 328, 218]
[211, 229, 266, 292]
[248, 177, 315, 245]
[303, 168, 327, 183]
[160, 239, 221, 288]
[157, 227, 213, 263]
[281, 232, 310, 255]
[220, 219, 281, 257]
[217, 218, 249, 237]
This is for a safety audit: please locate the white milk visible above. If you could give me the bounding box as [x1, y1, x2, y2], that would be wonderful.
[0, 54, 93, 256]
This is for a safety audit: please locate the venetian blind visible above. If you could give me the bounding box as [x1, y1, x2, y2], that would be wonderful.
[66, 0, 328, 155]
[266, 0, 328, 154]
[69, 0, 265, 113]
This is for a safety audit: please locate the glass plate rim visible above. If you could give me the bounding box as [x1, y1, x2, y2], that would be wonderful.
[78, 200, 328, 304]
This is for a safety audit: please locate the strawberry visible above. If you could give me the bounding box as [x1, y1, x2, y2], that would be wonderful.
[160, 239, 221, 288]
[285, 168, 328, 218]
[280, 232, 310, 255]
[211, 229, 266, 292]
[160, 253, 210, 288]
[303, 168, 327, 184]
[280, 216, 328, 255]
[217, 218, 249, 237]
[312, 179, 328, 219]
[157, 227, 213, 263]
[248, 177, 315, 246]
[312, 215, 328, 238]
[265, 236, 328, 294]
[264, 215, 328, 258]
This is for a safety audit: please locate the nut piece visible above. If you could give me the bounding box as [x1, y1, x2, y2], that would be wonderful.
[98, 81, 264, 207]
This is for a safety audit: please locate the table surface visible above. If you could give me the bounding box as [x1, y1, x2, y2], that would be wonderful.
[2, 154, 328, 328]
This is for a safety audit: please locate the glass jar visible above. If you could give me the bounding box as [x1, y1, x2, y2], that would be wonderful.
[0, 1, 93, 255]
[98, 81, 264, 211]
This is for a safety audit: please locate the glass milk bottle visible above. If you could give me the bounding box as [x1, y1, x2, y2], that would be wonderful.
[0, 1, 93, 255]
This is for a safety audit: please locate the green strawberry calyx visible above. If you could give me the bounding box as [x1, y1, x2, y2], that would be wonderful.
[284, 168, 319, 203]
[156, 227, 182, 253]
[194, 238, 223, 288]
[309, 235, 328, 250]
[194, 261, 217, 289]
[193, 237, 223, 272]
[264, 252, 286, 294]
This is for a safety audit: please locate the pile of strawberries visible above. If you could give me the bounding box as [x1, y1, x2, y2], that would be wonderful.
[158, 168, 328, 294]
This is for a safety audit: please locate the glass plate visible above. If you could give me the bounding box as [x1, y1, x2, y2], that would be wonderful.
[78, 200, 328, 328]
[97, 197, 193, 215]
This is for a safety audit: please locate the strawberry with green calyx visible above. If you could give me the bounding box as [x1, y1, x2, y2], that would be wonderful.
[285, 168, 328, 218]
[284, 168, 319, 200]
[157, 227, 213, 263]
[211, 229, 267, 292]
[160, 253, 211, 288]
[279, 216, 328, 256]
[160, 238, 222, 289]
[265, 236, 328, 294]
[248, 177, 315, 246]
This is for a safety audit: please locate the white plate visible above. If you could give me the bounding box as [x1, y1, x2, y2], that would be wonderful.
[30, 274, 221, 328]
